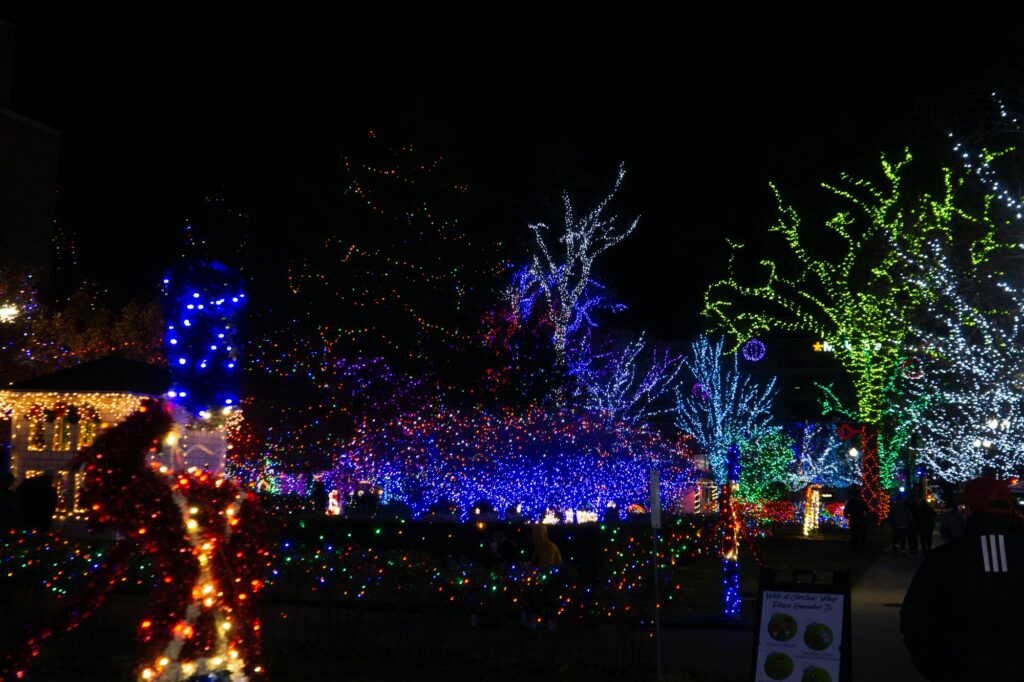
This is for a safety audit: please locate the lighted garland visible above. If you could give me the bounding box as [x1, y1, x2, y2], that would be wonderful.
[703, 150, 1012, 520]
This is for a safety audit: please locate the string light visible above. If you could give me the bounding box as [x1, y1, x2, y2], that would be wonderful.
[161, 261, 245, 415]
[328, 403, 696, 519]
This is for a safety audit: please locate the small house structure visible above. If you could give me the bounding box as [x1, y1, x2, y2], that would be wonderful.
[0, 356, 229, 515]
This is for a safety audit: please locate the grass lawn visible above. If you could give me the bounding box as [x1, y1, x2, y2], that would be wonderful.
[665, 522, 888, 623]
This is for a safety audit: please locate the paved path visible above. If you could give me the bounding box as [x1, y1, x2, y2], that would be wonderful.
[658, 542, 934, 681]
[850, 550, 927, 682]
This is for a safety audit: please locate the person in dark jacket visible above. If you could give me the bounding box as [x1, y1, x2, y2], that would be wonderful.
[938, 500, 966, 544]
[911, 493, 937, 554]
[887, 494, 916, 556]
[842, 486, 869, 552]
[900, 477, 1024, 681]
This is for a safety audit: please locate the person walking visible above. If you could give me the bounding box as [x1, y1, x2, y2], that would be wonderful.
[843, 486, 869, 552]
[938, 497, 966, 544]
[912, 493, 937, 554]
[887, 494, 915, 556]
[905, 490, 922, 555]
[900, 477, 1024, 681]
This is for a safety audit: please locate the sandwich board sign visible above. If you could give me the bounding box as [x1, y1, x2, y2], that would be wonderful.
[751, 569, 852, 682]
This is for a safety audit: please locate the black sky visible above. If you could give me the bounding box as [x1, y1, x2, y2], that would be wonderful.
[7, 4, 1024, 340]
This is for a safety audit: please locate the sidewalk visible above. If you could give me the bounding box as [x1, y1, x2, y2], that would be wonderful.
[659, 541, 931, 681]
[850, 550, 927, 682]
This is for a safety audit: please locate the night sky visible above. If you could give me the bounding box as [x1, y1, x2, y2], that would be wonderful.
[7, 5, 1024, 340]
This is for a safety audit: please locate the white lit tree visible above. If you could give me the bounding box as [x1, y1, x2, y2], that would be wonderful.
[905, 239, 1024, 482]
[509, 164, 639, 366]
[950, 92, 1024, 222]
[787, 422, 860, 491]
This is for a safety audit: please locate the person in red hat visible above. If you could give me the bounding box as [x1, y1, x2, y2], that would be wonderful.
[900, 477, 1024, 681]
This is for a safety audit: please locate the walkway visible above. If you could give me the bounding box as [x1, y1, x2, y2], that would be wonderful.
[850, 550, 927, 682]
[659, 541, 932, 681]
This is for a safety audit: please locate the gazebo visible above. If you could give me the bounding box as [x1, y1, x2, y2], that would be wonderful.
[0, 356, 229, 515]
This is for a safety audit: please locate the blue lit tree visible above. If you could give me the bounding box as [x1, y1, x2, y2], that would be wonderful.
[162, 260, 245, 415]
[674, 335, 777, 617]
[568, 332, 686, 425]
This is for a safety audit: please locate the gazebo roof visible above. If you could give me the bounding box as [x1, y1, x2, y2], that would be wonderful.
[7, 356, 171, 395]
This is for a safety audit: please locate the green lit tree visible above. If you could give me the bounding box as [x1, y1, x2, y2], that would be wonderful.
[703, 150, 1010, 520]
[738, 427, 794, 501]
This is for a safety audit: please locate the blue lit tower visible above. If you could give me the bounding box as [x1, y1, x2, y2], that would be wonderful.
[161, 260, 245, 415]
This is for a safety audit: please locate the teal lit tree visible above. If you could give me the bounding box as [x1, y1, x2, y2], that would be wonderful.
[674, 336, 777, 485]
[674, 335, 776, 616]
